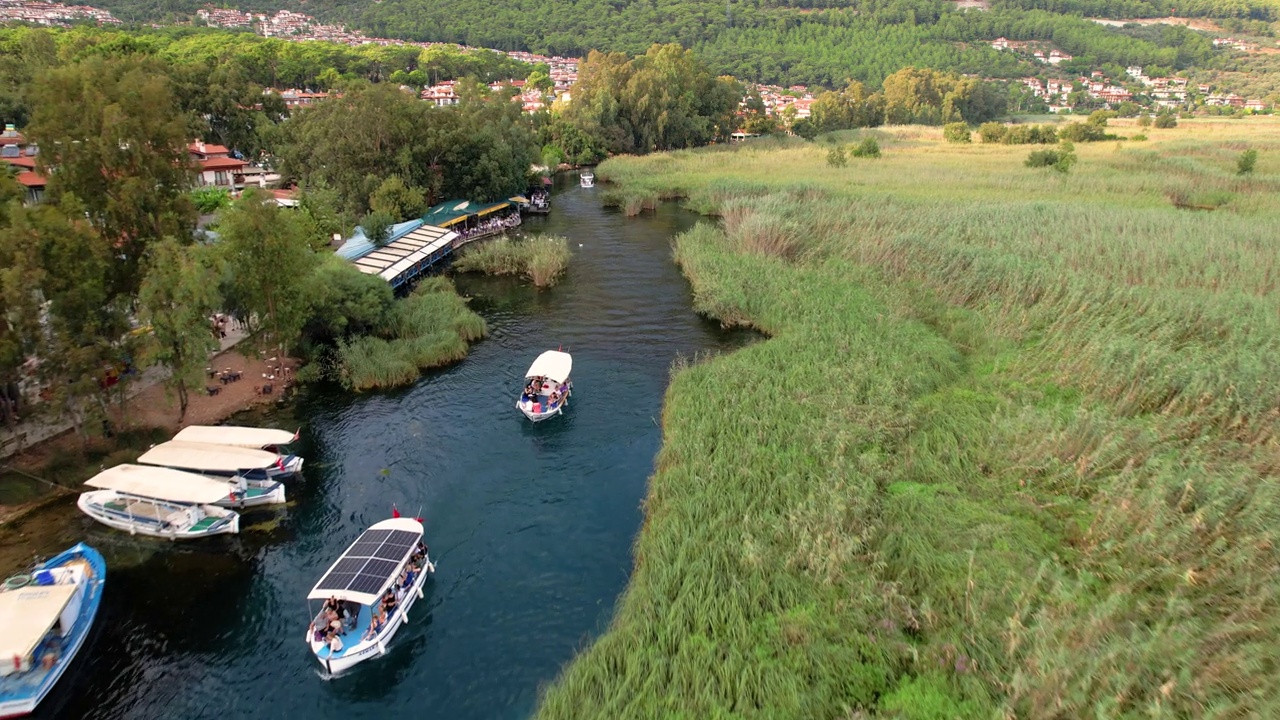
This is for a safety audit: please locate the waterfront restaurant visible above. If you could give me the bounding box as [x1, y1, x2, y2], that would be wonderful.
[421, 199, 521, 249]
[336, 219, 458, 290]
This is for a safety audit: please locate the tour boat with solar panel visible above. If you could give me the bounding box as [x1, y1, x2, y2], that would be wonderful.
[78, 465, 241, 539]
[580, 171, 594, 188]
[137, 440, 303, 480]
[305, 517, 436, 674]
[517, 350, 573, 422]
[0, 543, 105, 719]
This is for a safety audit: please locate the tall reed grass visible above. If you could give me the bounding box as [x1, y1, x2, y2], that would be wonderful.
[338, 277, 487, 390]
[452, 234, 572, 287]
[535, 118, 1280, 719]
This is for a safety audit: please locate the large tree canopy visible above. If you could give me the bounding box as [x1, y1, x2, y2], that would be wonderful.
[27, 55, 196, 294]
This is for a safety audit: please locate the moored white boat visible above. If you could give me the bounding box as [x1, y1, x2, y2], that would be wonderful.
[305, 518, 436, 675]
[137, 440, 302, 480]
[516, 350, 573, 422]
[78, 465, 241, 539]
[172, 425, 299, 453]
[580, 171, 594, 188]
[0, 543, 105, 720]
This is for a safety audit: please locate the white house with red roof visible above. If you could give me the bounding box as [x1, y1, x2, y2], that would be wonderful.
[190, 140, 245, 189]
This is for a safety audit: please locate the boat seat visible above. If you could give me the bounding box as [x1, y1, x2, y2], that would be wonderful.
[127, 502, 168, 522]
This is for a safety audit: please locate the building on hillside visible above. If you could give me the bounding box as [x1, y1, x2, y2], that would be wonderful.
[190, 141, 246, 189]
[991, 37, 1010, 50]
[422, 82, 459, 107]
[1245, 99, 1267, 112]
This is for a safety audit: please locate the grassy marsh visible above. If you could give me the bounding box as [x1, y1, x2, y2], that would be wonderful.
[537, 118, 1280, 718]
[337, 277, 487, 391]
[452, 234, 572, 287]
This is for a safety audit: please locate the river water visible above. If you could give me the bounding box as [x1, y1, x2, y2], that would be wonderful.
[29, 175, 752, 720]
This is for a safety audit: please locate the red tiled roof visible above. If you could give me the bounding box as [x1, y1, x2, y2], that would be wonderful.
[189, 142, 231, 156]
[0, 135, 24, 146]
[3, 156, 36, 169]
[270, 188, 298, 200]
[15, 171, 46, 188]
[199, 157, 247, 170]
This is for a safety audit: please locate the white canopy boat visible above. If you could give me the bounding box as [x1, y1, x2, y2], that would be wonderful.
[305, 518, 436, 674]
[516, 350, 573, 422]
[0, 543, 105, 719]
[138, 440, 302, 480]
[580, 171, 594, 188]
[172, 425, 299, 452]
[78, 465, 241, 539]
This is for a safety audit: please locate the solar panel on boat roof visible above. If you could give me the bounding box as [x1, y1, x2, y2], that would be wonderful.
[315, 529, 420, 594]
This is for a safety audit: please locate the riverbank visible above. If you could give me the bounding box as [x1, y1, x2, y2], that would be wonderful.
[535, 118, 1280, 717]
[0, 339, 297, 524]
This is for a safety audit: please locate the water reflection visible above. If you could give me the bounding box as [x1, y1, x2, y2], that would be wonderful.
[39, 176, 754, 720]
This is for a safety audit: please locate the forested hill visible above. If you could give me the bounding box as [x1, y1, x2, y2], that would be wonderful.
[63, 0, 1279, 87]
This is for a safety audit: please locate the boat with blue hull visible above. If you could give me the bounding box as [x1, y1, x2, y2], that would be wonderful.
[0, 543, 105, 719]
[305, 518, 436, 675]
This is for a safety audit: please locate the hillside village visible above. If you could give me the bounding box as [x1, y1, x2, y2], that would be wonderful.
[0, 0, 1275, 127]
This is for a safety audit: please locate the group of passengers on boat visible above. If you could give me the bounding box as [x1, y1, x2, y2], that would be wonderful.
[529, 190, 550, 211]
[520, 376, 568, 413]
[456, 213, 521, 241]
[310, 540, 430, 653]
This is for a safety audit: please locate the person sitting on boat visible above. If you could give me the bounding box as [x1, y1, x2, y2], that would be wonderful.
[548, 391, 560, 408]
[403, 565, 416, 589]
[327, 630, 343, 653]
[381, 589, 399, 617]
[364, 609, 387, 641]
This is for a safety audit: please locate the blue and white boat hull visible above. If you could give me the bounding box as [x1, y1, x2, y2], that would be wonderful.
[0, 543, 105, 719]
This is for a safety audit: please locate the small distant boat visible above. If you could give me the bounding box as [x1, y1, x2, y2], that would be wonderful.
[172, 425, 300, 454]
[580, 171, 594, 188]
[78, 464, 241, 539]
[305, 517, 436, 674]
[0, 543, 105, 719]
[517, 350, 573, 422]
[137, 440, 302, 480]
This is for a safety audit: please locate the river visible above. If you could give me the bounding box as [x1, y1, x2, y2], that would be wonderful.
[27, 174, 753, 720]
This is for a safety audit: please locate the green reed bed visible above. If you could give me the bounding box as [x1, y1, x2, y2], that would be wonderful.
[337, 277, 487, 391]
[536, 120, 1280, 718]
[451, 234, 572, 287]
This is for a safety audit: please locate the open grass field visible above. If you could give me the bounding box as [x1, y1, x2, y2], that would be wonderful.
[535, 117, 1280, 718]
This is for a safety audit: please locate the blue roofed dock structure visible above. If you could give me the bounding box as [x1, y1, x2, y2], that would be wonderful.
[335, 219, 458, 290]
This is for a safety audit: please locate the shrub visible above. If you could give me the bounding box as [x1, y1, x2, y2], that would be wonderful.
[191, 187, 231, 214]
[1002, 124, 1057, 145]
[1087, 109, 1117, 126]
[1131, 133, 1148, 141]
[360, 210, 395, 247]
[850, 138, 881, 158]
[1136, 114, 1152, 128]
[1237, 149, 1258, 175]
[943, 122, 971, 144]
[978, 122, 1006, 144]
[792, 118, 818, 140]
[1025, 142, 1076, 174]
[826, 146, 847, 167]
[1058, 121, 1111, 142]
[1154, 113, 1178, 129]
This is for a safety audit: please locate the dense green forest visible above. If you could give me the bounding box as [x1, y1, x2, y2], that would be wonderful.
[57, 0, 1267, 89]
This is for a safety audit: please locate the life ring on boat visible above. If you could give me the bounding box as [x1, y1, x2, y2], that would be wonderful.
[12, 654, 21, 671]
[3, 575, 30, 591]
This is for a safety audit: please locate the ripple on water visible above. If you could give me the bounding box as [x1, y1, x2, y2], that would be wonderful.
[44, 176, 755, 720]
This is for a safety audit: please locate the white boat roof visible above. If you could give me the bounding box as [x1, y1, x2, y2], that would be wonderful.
[307, 518, 424, 606]
[137, 441, 281, 472]
[0, 582, 78, 662]
[172, 425, 298, 448]
[524, 350, 572, 383]
[85, 464, 233, 504]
